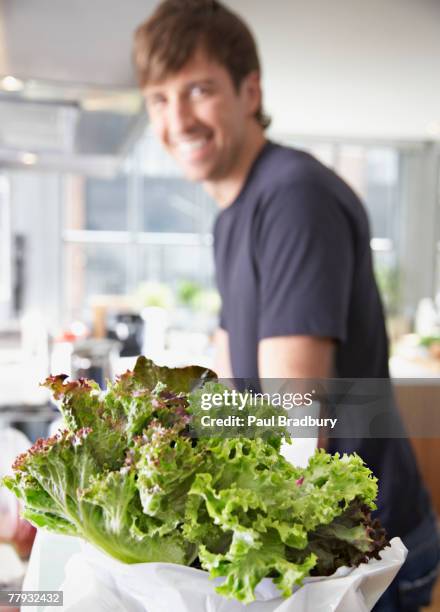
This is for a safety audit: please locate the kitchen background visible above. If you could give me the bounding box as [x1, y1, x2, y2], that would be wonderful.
[1, 0, 440, 606]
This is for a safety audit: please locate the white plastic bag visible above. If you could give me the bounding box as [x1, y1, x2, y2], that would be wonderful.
[54, 537, 407, 612]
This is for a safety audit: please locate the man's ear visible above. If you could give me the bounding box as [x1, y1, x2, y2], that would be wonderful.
[242, 71, 262, 117]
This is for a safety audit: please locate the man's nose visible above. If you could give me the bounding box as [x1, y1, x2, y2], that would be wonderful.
[167, 98, 196, 135]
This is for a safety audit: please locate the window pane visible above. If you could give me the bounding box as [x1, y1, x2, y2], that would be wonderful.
[365, 149, 399, 239]
[336, 146, 399, 239]
[64, 243, 129, 320]
[137, 244, 215, 288]
[372, 249, 400, 316]
[85, 175, 129, 231]
[64, 174, 129, 232]
[141, 178, 216, 233]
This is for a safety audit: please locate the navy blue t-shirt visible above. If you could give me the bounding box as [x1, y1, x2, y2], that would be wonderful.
[214, 141, 430, 538]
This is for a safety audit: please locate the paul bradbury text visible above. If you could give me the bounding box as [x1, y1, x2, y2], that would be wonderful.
[200, 415, 338, 429]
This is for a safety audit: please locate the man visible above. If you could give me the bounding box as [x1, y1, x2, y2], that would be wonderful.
[133, 1, 439, 609]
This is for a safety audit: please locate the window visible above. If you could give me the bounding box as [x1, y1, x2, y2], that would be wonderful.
[284, 138, 403, 319]
[137, 242, 214, 287]
[65, 243, 130, 320]
[55, 131, 438, 334]
[0, 176, 11, 307]
[62, 128, 217, 323]
[84, 176, 129, 232]
[140, 178, 215, 234]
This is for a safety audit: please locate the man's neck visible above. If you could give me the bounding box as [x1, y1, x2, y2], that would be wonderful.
[203, 127, 267, 209]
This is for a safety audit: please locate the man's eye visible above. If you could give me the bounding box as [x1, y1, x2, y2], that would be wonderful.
[149, 95, 166, 108]
[190, 85, 210, 99]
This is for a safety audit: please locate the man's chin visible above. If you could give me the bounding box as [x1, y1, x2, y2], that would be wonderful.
[181, 164, 213, 183]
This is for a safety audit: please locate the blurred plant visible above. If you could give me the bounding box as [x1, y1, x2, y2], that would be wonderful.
[177, 280, 202, 308]
[176, 280, 220, 315]
[419, 335, 440, 348]
[135, 282, 174, 310]
[192, 289, 221, 315]
[374, 263, 401, 316]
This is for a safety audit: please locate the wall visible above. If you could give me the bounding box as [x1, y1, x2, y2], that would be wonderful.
[2, 0, 439, 139]
[225, 0, 440, 141]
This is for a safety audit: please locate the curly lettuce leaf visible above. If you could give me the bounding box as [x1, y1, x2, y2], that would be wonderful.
[185, 445, 381, 601]
[42, 376, 102, 432]
[3, 427, 194, 565]
[200, 531, 316, 604]
[135, 421, 204, 526]
[113, 356, 216, 396]
[287, 498, 389, 576]
[291, 450, 378, 533]
[41, 376, 127, 469]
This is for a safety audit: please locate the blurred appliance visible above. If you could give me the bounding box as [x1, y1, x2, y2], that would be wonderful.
[0, 92, 145, 177]
[106, 313, 144, 357]
[71, 338, 120, 388]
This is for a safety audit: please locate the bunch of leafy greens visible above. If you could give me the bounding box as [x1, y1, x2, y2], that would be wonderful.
[2, 357, 387, 603]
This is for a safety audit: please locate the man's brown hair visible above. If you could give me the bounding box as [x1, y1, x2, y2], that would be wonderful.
[133, 0, 271, 129]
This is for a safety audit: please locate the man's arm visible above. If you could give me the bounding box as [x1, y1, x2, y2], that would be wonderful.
[258, 335, 335, 379]
[259, 335, 335, 449]
[214, 332, 335, 379]
[213, 328, 234, 379]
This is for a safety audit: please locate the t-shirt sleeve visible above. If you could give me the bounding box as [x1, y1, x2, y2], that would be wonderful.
[256, 180, 354, 342]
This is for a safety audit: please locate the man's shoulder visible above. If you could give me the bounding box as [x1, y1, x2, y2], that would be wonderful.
[254, 141, 365, 218]
[258, 142, 327, 188]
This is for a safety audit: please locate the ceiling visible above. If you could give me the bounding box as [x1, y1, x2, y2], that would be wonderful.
[0, 0, 159, 174]
[0, 0, 157, 87]
[0, 0, 439, 161]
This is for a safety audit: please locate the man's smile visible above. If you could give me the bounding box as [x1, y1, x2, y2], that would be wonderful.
[172, 134, 214, 161]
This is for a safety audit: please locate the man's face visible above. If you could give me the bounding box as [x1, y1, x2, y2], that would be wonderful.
[143, 48, 260, 183]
